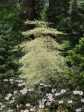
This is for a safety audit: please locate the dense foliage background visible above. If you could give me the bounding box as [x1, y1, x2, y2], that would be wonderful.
[0, 0, 84, 112]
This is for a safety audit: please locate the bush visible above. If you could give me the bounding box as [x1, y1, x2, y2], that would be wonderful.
[19, 36, 68, 87]
[66, 36, 84, 89]
[0, 2, 23, 100]
[40, 4, 48, 21]
[0, 77, 84, 112]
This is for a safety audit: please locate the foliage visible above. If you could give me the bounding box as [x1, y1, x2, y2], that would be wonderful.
[69, 0, 84, 37]
[48, 0, 84, 45]
[0, 23, 19, 78]
[0, 77, 84, 112]
[62, 40, 71, 54]
[24, 20, 49, 28]
[35, 0, 46, 18]
[48, 0, 70, 25]
[0, 0, 23, 80]
[19, 37, 68, 87]
[40, 4, 48, 21]
[66, 37, 84, 89]
[0, 0, 84, 111]
[22, 27, 62, 37]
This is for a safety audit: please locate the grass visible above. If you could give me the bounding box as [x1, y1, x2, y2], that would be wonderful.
[19, 36, 68, 87]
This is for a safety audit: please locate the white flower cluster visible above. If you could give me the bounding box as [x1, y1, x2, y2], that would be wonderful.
[46, 93, 54, 101]
[5, 93, 12, 101]
[76, 108, 83, 112]
[39, 83, 51, 88]
[58, 100, 64, 104]
[0, 103, 5, 110]
[58, 100, 73, 104]
[1, 80, 84, 112]
[40, 99, 50, 108]
[21, 109, 29, 112]
[18, 82, 26, 87]
[20, 108, 35, 112]
[39, 101, 45, 109]
[4, 78, 15, 84]
[7, 104, 36, 112]
[54, 89, 84, 96]
[73, 90, 83, 96]
[81, 98, 84, 103]
[3, 78, 25, 85]
[55, 89, 66, 96]
[67, 100, 73, 104]
[51, 89, 56, 93]
[20, 88, 28, 95]
[21, 105, 35, 112]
